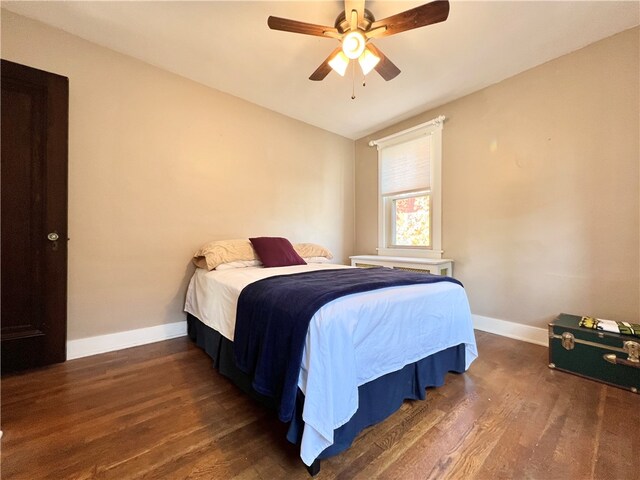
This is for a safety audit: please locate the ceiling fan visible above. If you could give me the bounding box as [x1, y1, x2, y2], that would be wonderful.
[267, 0, 450, 82]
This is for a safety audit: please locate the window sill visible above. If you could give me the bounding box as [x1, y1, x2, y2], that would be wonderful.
[376, 247, 444, 260]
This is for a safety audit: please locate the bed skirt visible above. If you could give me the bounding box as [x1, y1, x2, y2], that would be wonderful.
[186, 313, 465, 463]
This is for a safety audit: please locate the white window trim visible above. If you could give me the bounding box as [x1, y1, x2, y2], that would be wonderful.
[370, 115, 445, 259]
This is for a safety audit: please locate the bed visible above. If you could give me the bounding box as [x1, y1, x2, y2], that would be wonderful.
[184, 239, 477, 475]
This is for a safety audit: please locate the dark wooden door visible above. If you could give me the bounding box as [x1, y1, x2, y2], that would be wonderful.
[1, 59, 68, 373]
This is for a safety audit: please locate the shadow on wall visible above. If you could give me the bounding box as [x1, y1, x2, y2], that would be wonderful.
[166, 260, 198, 324]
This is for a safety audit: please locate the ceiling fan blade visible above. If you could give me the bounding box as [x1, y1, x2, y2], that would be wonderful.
[267, 16, 339, 38]
[309, 46, 343, 81]
[344, 0, 365, 29]
[366, 43, 401, 81]
[369, 0, 449, 38]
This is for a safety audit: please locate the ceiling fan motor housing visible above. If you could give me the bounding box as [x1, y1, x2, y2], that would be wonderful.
[334, 9, 375, 33]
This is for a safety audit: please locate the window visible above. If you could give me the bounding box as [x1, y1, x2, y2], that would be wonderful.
[391, 193, 430, 247]
[370, 116, 444, 259]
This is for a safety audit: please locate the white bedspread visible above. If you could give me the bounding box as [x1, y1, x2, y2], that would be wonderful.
[184, 264, 477, 465]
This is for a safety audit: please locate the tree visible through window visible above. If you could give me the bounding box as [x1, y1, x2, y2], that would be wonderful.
[393, 194, 430, 247]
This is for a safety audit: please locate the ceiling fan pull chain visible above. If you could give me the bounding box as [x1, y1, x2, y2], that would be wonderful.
[351, 61, 356, 99]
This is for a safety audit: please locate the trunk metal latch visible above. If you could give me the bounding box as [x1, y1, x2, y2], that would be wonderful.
[624, 341, 640, 363]
[561, 332, 575, 350]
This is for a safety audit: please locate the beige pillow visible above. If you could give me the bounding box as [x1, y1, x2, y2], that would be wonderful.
[293, 243, 333, 260]
[193, 239, 334, 270]
[193, 239, 259, 270]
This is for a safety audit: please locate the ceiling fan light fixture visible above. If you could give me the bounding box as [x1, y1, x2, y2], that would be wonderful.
[328, 50, 350, 76]
[358, 48, 380, 75]
[267, 0, 451, 83]
[342, 31, 366, 59]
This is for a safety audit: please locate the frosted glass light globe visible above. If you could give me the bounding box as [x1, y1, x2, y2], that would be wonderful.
[342, 31, 366, 59]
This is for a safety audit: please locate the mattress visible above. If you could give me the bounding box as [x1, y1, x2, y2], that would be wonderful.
[184, 264, 478, 465]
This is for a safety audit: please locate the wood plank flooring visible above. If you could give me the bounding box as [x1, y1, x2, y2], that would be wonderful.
[2, 331, 638, 479]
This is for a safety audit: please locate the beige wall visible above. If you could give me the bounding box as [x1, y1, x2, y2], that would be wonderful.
[356, 27, 640, 327]
[2, 11, 355, 340]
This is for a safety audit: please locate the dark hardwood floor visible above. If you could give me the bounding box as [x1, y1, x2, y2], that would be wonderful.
[1, 331, 638, 479]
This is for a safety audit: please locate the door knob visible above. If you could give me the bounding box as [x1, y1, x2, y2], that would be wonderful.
[47, 232, 59, 241]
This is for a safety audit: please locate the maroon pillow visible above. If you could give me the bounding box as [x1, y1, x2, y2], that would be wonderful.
[249, 237, 307, 268]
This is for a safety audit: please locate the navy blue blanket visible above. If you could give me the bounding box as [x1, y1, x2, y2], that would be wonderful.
[232, 267, 462, 423]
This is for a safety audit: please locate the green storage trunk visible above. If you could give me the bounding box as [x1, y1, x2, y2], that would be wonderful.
[548, 313, 640, 394]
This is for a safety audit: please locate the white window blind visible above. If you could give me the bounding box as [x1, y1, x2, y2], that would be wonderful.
[380, 134, 431, 195]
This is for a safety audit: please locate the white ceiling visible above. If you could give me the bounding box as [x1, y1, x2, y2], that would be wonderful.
[3, 1, 638, 139]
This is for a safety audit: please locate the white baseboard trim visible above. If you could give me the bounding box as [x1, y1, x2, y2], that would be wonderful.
[472, 314, 547, 347]
[67, 320, 187, 360]
[66, 315, 546, 361]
